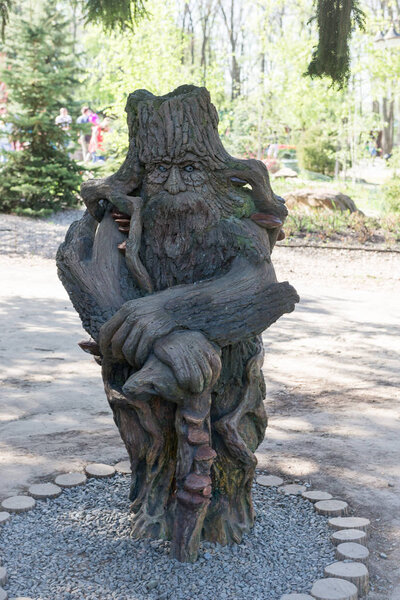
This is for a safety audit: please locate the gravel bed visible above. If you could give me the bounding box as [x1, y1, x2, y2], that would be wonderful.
[1, 474, 335, 600]
[0, 209, 84, 259]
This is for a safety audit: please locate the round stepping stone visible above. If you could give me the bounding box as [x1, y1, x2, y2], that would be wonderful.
[85, 463, 115, 478]
[115, 460, 132, 474]
[0, 512, 10, 525]
[328, 516, 370, 532]
[1, 495, 35, 513]
[0, 588, 7, 600]
[257, 475, 284, 487]
[281, 595, 314, 599]
[311, 577, 358, 600]
[336, 541, 369, 563]
[302, 490, 333, 502]
[278, 484, 306, 495]
[55, 472, 87, 488]
[331, 528, 367, 546]
[28, 483, 62, 499]
[324, 562, 369, 596]
[314, 499, 348, 517]
[0, 568, 6, 586]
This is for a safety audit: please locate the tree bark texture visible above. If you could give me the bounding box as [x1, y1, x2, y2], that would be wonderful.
[57, 85, 299, 562]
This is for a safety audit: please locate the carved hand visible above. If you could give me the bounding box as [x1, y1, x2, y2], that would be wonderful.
[99, 256, 299, 368]
[122, 331, 221, 401]
[154, 331, 221, 394]
[99, 295, 178, 367]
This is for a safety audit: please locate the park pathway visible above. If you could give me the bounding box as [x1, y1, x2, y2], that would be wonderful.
[0, 241, 399, 599]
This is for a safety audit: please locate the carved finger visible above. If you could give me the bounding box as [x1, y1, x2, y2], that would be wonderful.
[122, 322, 146, 367]
[197, 359, 213, 392]
[111, 321, 132, 361]
[208, 349, 222, 386]
[179, 352, 205, 394]
[189, 338, 221, 389]
[99, 309, 129, 354]
[189, 350, 212, 393]
[154, 331, 219, 393]
[135, 322, 161, 368]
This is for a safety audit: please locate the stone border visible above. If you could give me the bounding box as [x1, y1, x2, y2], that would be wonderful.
[0, 464, 370, 600]
[256, 473, 371, 599]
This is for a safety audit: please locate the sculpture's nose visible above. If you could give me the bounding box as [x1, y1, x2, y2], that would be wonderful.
[164, 166, 186, 195]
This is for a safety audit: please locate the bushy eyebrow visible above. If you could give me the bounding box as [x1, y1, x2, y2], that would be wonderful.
[148, 161, 204, 169]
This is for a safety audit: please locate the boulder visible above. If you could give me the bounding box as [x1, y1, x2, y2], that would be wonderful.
[283, 188, 359, 213]
[273, 167, 298, 178]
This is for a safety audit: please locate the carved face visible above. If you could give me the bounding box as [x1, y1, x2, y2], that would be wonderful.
[141, 157, 252, 227]
[144, 160, 208, 196]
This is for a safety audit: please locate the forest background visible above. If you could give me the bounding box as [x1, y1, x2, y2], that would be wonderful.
[1, 0, 400, 245]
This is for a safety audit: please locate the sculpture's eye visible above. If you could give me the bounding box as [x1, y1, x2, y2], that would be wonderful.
[184, 165, 195, 172]
[158, 165, 168, 173]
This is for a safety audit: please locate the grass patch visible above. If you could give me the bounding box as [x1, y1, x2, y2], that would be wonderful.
[283, 209, 400, 248]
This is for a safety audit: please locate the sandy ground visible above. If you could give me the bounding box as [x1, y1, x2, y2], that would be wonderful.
[0, 245, 399, 599]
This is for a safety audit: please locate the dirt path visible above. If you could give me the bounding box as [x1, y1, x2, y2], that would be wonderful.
[263, 247, 400, 600]
[0, 246, 399, 599]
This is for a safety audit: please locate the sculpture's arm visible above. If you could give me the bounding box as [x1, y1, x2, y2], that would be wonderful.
[99, 256, 299, 368]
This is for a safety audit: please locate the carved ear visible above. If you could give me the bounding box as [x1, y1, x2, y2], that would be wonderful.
[224, 158, 288, 223]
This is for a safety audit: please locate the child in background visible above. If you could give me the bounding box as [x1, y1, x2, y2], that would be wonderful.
[88, 118, 110, 162]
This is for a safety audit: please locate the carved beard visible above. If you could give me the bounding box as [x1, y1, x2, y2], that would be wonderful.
[140, 184, 234, 291]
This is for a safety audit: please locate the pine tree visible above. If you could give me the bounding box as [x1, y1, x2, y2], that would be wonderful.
[0, 2, 83, 214]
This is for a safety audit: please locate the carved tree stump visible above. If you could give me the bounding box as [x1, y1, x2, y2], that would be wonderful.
[57, 85, 299, 561]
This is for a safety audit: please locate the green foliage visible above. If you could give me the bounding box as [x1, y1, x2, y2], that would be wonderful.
[82, 0, 226, 167]
[0, 2, 83, 213]
[306, 0, 365, 87]
[285, 208, 351, 237]
[284, 208, 400, 246]
[297, 124, 337, 176]
[83, 0, 147, 31]
[382, 180, 400, 214]
[0, 0, 147, 39]
[0, 149, 83, 212]
[381, 149, 400, 213]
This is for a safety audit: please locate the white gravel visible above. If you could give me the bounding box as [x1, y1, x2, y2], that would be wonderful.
[0, 209, 85, 259]
[0, 474, 335, 600]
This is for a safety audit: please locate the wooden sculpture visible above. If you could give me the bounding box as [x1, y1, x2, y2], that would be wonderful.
[57, 85, 299, 562]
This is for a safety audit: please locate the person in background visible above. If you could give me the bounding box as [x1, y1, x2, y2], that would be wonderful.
[76, 106, 92, 162]
[87, 109, 100, 160]
[88, 117, 110, 162]
[367, 131, 377, 159]
[55, 107, 72, 131]
[88, 110, 99, 126]
[267, 130, 279, 158]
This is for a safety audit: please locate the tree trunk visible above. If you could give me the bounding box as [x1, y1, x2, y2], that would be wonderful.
[218, 0, 242, 100]
[382, 97, 394, 156]
[57, 85, 298, 562]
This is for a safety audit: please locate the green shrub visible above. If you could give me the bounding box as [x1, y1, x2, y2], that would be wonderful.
[0, 150, 82, 213]
[0, 2, 83, 214]
[382, 178, 400, 213]
[297, 124, 336, 176]
[382, 149, 400, 213]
